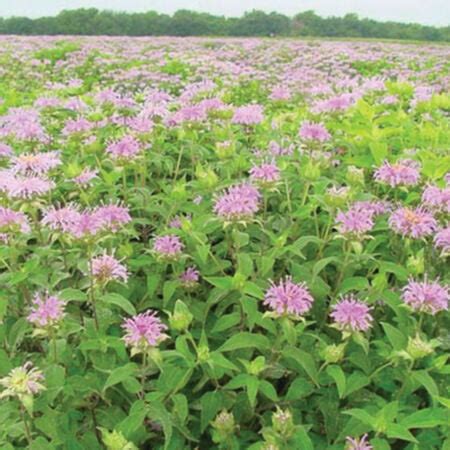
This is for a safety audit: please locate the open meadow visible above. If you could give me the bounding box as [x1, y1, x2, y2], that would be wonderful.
[0, 36, 449, 449]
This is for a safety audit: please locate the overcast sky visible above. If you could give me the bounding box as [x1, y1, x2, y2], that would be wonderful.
[1, 0, 449, 26]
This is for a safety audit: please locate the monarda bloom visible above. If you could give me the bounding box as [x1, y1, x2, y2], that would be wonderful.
[10, 151, 61, 175]
[0, 206, 30, 239]
[298, 121, 331, 143]
[231, 104, 264, 126]
[122, 311, 168, 353]
[330, 296, 373, 332]
[106, 135, 141, 161]
[91, 253, 128, 284]
[1, 171, 55, 199]
[153, 235, 184, 260]
[213, 183, 261, 223]
[27, 293, 65, 328]
[0, 362, 45, 400]
[422, 185, 450, 213]
[345, 434, 373, 450]
[374, 159, 420, 187]
[336, 207, 374, 237]
[434, 227, 450, 255]
[389, 207, 437, 239]
[264, 277, 314, 318]
[94, 203, 131, 231]
[401, 278, 449, 314]
[179, 267, 200, 289]
[0, 143, 13, 158]
[249, 162, 280, 187]
[72, 168, 98, 187]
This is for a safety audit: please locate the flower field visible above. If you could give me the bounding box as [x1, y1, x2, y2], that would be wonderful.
[0, 36, 449, 449]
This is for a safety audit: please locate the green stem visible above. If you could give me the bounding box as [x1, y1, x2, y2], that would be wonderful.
[20, 404, 32, 445]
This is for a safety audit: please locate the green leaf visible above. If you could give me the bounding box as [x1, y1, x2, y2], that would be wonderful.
[100, 293, 136, 316]
[243, 281, 264, 299]
[412, 370, 439, 397]
[327, 365, 346, 398]
[103, 364, 138, 392]
[344, 371, 370, 397]
[245, 375, 259, 408]
[283, 347, 319, 387]
[204, 276, 234, 290]
[338, 277, 369, 294]
[344, 408, 376, 427]
[291, 426, 314, 450]
[218, 332, 270, 352]
[386, 423, 418, 443]
[381, 322, 407, 351]
[147, 401, 173, 450]
[59, 288, 88, 302]
[399, 408, 448, 429]
[200, 391, 223, 433]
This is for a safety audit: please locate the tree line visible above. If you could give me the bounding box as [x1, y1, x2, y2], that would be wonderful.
[0, 9, 448, 42]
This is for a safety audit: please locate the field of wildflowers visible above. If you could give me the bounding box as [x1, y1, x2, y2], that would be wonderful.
[0, 36, 449, 449]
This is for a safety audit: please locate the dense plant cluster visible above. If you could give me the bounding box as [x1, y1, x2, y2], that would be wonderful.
[1, 9, 450, 42]
[0, 37, 449, 450]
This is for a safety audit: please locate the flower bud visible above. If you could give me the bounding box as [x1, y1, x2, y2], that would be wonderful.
[346, 166, 365, 186]
[197, 345, 210, 363]
[324, 186, 350, 209]
[196, 165, 218, 189]
[407, 335, 434, 360]
[303, 161, 321, 181]
[248, 356, 266, 376]
[407, 251, 424, 276]
[211, 410, 235, 443]
[272, 407, 294, 438]
[320, 343, 346, 364]
[168, 300, 193, 332]
[100, 428, 138, 450]
[215, 141, 235, 159]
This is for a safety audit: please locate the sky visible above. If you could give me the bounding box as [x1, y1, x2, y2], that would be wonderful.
[0, 0, 449, 26]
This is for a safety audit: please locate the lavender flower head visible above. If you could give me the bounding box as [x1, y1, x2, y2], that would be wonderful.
[27, 292, 65, 328]
[10, 151, 61, 175]
[0, 207, 30, 241]
[122, 310, 168, 353]
[389, 207, 437, 239]
[422, 184, 450, 213]
[232, 104, 264, 126]
[106, 135, 141, 161]
[298, 121, 331, 143]
[91, 253, 128, 284]
[401, 278, 448, 314]
[434, 227, 450, 255]
[180, 267, 200, 289]
[264, 277, 314, 318]
[72, 168, 98, 187]
[336, 207, 374, 236]
[374, 159, 420, 187]
[153, 235, 184, 260]
[330, 296, 373, 332]
[249, 162, 280, 186]
[0, 362, 45, 400]
[214, 183, 261, 222]
[346, 434, 373, 450]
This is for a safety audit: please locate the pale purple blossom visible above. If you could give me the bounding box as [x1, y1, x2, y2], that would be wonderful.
[346, 434, 373, 450]
[249, 162, 280, 185]
[10, 151, 61, 175]
[27, 293, 65, 328]
[336, 207, 374, 236]
[106, 135, 141, 160]
[72, 168, 98, 186]
[153, 235, 184, 259]
[91, 253, 128, 284]
[122, 311, 168, 350]
[401, 278, 449, 314]
[214, 183, 260, 222]
[299, 121, 331, 142]
[180, 267, 200, 288]
[374, 159, 420, 187]
[389, 207, 437, 238]
[330, 296, 373, 332]
[0, 363, 45, 399]
[264, 277, 314, 317]
[434, 227, 450, 254]
[232, 104, 264, 126]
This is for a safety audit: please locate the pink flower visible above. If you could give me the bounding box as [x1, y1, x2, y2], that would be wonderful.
[214, 183, 260, 222]
[72, 168, 98, 186]
[154, 235, 184, 259]
[0, 206, 30, 236]
[91, 253, 128, 284]
[389, 207, 437, 238]
[27, 293, 65, 328]
[346, 434, 373, 450]
[422, 185, 450, 213]
[434, 227, 450, 254]
[0, 171, 55, 199]
[299, 121, 331, 142]
[374, 159, 420, 187]
[336, 207, 374, 236]
[180, 267, 200, 288]
[264, 277, 314, 317]
[249, 162, 280, 185]
[10, 151, 61, 175]
[106, 135, 141, 160]
[401, 278, 448, 314]
[232, 104, 264, 126]
[122, 311, 168, 350]
[330, 296, 373, 332]
[94, 204, 131, 231]
[41, 204, 81, 232]
[0, 143, 13, 158]
[62, 117, 93, 135]
[269, 86, 291, 101]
